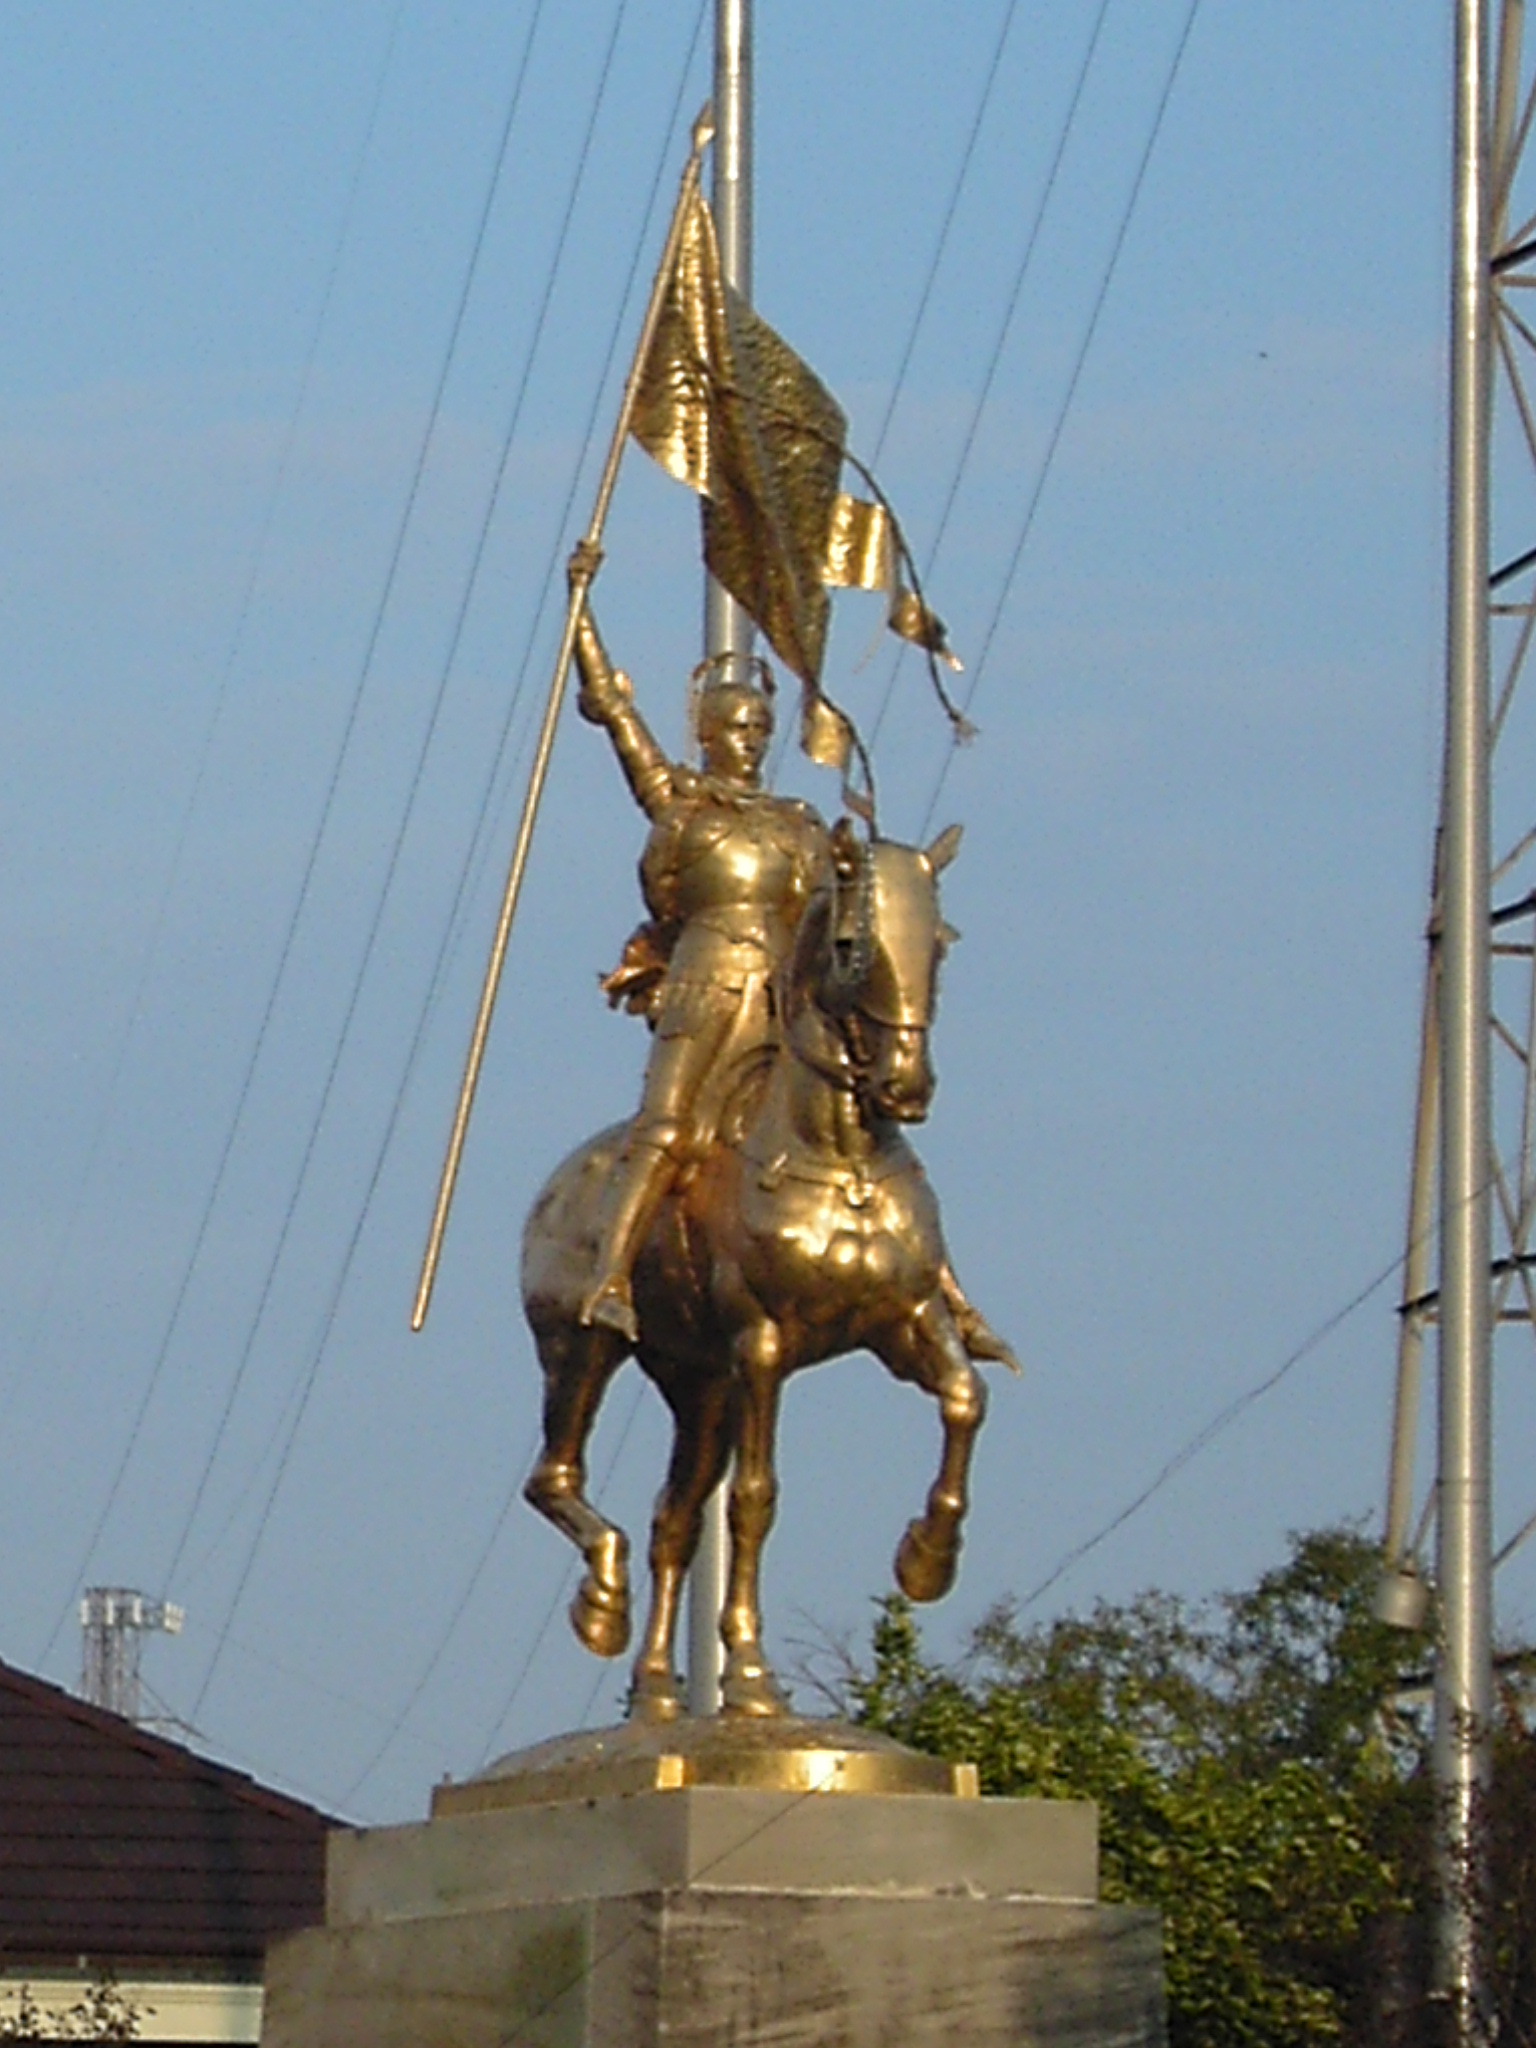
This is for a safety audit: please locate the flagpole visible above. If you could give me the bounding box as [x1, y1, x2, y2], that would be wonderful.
[688, 0, 752, 1716]
[411, 108, 714, 1333]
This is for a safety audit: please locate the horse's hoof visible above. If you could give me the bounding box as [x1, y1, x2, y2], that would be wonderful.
[721, 1647, 790, 1718]
[570, 1530, 630, 1657]
[896, 1517, 960, 1602]
[627, 1665, 684, 1723]
[570, 1576, 630, 1658]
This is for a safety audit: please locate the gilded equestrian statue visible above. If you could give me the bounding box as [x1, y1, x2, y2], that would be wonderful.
[520, 566, 1015, 1719]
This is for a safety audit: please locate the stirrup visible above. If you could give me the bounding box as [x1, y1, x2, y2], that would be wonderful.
[579, 1275, 639, 1344]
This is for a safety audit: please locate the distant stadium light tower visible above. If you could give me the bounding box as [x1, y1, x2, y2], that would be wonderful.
[79, 1588, 184, 1722]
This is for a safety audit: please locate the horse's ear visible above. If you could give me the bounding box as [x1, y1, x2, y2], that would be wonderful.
[925, 822, 963, 873]
[939, 921, 962, 950]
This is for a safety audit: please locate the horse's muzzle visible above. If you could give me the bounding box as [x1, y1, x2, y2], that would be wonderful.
[860, 1020, 934, 1122]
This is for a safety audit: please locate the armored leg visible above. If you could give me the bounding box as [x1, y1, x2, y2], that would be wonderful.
[580, 990, 738, 1342]
[580, 1132, 682, 1341]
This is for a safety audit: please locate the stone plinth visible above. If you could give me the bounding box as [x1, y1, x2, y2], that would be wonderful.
[262, 1719, 1165, 2048]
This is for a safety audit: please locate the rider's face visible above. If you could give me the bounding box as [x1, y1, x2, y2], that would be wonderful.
[701, 692, 772, 786]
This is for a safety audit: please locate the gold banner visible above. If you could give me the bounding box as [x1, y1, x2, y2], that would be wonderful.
[632, 190, 844, 689]
[824, 493, 894, 593]
[630, 189, 961, 739]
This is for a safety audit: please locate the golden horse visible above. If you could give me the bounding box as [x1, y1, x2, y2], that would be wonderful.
[520, 825, 1005, 1719]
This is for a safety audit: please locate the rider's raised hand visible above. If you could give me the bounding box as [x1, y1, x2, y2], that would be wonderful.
[567, 538, 604, 598]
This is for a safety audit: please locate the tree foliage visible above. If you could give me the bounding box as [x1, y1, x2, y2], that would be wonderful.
[843, 1528, 1434, 2048]
[0, 1973, 141, 2042]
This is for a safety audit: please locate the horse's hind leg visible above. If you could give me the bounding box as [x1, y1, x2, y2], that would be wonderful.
[720, 1320, 790, 1717]
[628, 1367, 733, 1722]
[523, 1324, 632, 1657]
[879, 1298, 988, 1603]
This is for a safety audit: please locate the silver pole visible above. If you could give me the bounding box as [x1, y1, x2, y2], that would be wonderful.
[1383, 939, 1439, 1575]
[1437, 0, 1494, 2028]
[688, 0, 753, 1718]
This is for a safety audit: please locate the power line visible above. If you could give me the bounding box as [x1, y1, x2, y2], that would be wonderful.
[1018, 1243, 1410, 1615]
[338, 1471, 528, 1807]
[867, 0, 1024, 472]
[474, 1379, 648, 1772]
[158, 0, 603, 1598]
[340, 0, 711, 1161]
[39, 0, 556, 1668]
[186, 0, 647, 1725]
[868, 0, 1112, 756]
[3, 2, 406, 1418]
[921, 0, 1205, 837]
[330, 15, 711, 1804]
[342, 1373, 648, 1807]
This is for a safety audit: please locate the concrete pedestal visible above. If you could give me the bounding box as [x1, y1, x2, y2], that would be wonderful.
[263, 1721, 1164, 2047]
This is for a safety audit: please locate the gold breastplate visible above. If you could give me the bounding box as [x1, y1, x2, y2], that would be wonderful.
[643, 793, 816, 959]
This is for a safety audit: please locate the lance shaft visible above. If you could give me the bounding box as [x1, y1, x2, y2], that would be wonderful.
[412, 109, 714, 1332]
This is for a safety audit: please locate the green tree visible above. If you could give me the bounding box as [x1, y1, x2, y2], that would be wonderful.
[842, 1528, 1431, 2048]
[0, 1972, 141, 2042]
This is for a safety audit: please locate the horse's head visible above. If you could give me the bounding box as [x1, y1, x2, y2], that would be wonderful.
[793, 820, 962, 1123]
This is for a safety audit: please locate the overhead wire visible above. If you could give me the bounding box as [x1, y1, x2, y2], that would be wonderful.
[172, 2, 699, 1599]
[337, 1474, 525, 1805]
[174, 1614, 449, 1767]
[474, 1379, 649, 1772]
[866, 0, 1023, 474]
[920, 0, 1205, 836]
[326, 11, 712, 1805]
[2, 1, 407, 1418]
[341, 1373, 648, 1807]
[314, 0, 708, 1186]
[1017, 1242, 1408, 1614]
[186, 0, 651, 1724]
[157, 0, 606, 1598]
[867, 0, 1112, 756]
[39, 0, 557, 1667]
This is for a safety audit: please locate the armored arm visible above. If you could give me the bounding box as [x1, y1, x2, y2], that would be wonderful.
[570, 572, 674, 820]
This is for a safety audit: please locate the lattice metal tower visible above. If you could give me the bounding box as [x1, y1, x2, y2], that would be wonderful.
[79, 1588, 183, 1723]
[1378, 0, 1536, 2029]
[1380, 0, 1536, 1624]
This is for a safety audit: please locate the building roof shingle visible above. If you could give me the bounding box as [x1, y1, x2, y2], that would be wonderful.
[0, 1659, 331, 1972]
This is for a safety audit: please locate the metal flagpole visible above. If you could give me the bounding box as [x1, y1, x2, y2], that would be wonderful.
[1437, 0, 1495, 2026]
[688, 0, 752, 1717]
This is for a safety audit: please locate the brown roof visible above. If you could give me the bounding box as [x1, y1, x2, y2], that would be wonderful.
[0, 1658, 332, 1973]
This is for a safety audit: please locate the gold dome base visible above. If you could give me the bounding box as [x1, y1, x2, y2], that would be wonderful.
[432, 1713, 976, 1816]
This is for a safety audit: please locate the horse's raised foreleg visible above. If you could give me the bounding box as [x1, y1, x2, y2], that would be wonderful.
[720, 1320, 790, 1716]
[627, 1366, 734, 1722]
[523, 1324, 632, 1657]
[880, 1297, 987, 1603]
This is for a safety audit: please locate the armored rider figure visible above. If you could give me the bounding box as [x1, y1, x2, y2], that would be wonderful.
[569, 545, 830, 1343]
[566, 546, 1019, 1376]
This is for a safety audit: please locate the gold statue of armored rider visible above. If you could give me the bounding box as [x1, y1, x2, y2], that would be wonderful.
[567, 543, 1016, 1373]
[569, 543, 829, 1342]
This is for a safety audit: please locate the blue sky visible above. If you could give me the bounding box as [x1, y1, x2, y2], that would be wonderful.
[0, 0, 1507, 1821]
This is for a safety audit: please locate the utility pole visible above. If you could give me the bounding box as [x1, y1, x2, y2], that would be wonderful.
[1436, 0, 1494, 2027]
[688, 0, 753, 1719]
[79, 1588, 184, 1724]
[1378, 5, 1509, 2035]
